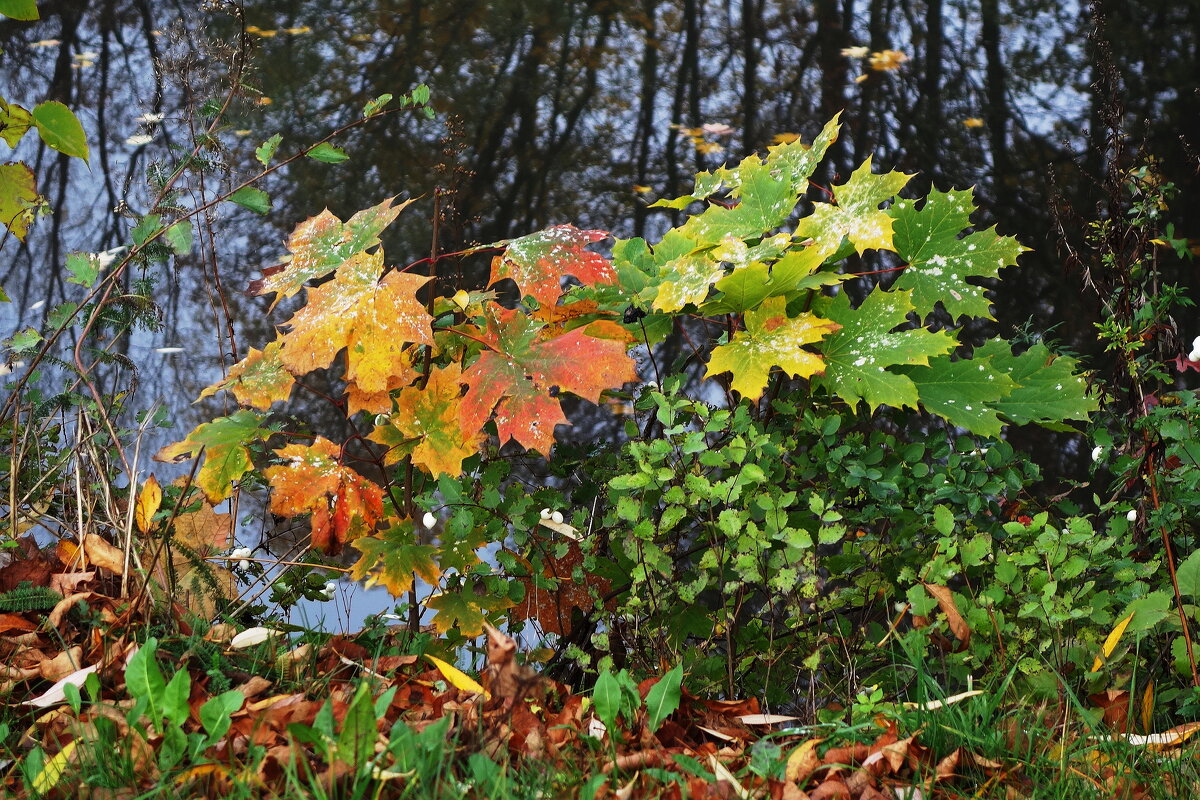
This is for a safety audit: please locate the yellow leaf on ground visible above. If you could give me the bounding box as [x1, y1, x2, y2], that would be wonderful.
[33, 740, 77, 794]
[427, 654, 488, 698]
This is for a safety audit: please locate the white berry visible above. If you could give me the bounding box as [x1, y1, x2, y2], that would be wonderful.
[540, 508, 552, 520]
[1091, 446, 1103, 462]
[1126, 508, 1138, 522]
[422, 511, 437, 528]
[551, 510, 564, 524]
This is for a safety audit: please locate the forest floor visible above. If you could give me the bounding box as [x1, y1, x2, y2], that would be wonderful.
[2, 546, 1199, 800]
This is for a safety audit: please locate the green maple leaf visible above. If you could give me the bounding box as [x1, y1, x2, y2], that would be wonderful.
[427, 588, 514, 636]
[459, 307, 638, 454]
[349, 522, 441, 596]
[795, 157, 913, 254]
[705, 296, 840, 399]
[488, 224, 615, 307]
[889, 188, 1028, 320]
[252, 197, 412, 307]
[198, 339, 294, 409]
[974, 341, 1098, 426]
[901, 354, 1018, 437]
[705, 240, 847, 313]
[679, 158, 797, 244]
[154, 410, 271, 502]
[814, 289, 955, 411]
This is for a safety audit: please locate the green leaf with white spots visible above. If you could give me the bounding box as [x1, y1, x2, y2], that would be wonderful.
[705, 296, 840, 400]
[901, 354, 1017, 437]
[795, 157, 913, 254]
[654, 251, 724, 312]
[814, 289, 955, 412]
[974, 341, 1098, 427]
[889, 187, 1028, 320]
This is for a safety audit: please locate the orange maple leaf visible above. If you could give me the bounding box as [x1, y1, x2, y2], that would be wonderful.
[265, 437, 383, 555]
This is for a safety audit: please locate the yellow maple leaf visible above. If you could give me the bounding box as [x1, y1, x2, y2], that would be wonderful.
[280, 250, 433, 393]
[869, 49, 909, 70]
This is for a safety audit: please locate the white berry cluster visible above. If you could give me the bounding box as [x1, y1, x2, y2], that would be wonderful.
[540, 507, 564, 524]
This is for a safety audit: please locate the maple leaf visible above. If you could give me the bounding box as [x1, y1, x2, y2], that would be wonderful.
[510, 541, 611, 637]
[251, 197, 411, 307]
[705, 240, 847, 314]
[166, 488, 236, 618]
[489, 225, 615, 307]
[154, 410, 271, 502]
[279, 250, 433, 393]
[459, 307, 638, 453]
[705, 296, 840, 399]
[197, 339, 294, 409]
[427, 588, 514, 636]
[375, 363, 481, 477]
[795, 157, 913, 254]
[265, 437, 383, 555]
[900, 354, 1018, 437]
[973, 341, 1098, 427]
[344, 368, 416, 416]
[889, 187, 1028, 320]
[814, 289, 955, 411]
[349, 521, 441, 596]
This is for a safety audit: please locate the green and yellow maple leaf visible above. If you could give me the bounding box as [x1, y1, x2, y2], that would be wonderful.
[375, 362, 481, 476]
[427, 588, 514, 636]
[349, 521, 441, 596]
[488, 224, 615, 307]
[459, 307, 638, 453]
[197, 339, 293, 409]
[252, 197, 412, 307]
[265, 437, 384, 555]
[279, 250, 433, 393]
[154, 410, 271, 502]
[705, 296, 840, 399]
[814, 289, 955, 411]
[889, 187, 1028, 320]
[795, 157, 913, 254]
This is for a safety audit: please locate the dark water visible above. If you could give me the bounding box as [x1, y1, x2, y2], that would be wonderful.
[2, 0, 1197, 629]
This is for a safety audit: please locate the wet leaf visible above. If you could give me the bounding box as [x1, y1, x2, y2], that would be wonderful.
[198, 339, 295, 409]
[155, 410, 271, 502]
[135, 474, 161, 534]
[459, 307, 637, 453]
[489, 225, 615, 307]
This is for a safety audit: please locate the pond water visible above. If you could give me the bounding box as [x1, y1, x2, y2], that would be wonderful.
[1, 0, 1197, 632]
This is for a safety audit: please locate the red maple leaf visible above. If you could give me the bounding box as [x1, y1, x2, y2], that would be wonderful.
[458, 307, 638, 453]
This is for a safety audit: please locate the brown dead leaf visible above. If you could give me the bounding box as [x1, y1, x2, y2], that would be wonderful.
[82, 533, 125, 575]
[49, 571, 94, 595]
[786, 738, 825, 784]
[807, 778, 851, 800]
[1090, 689, 1131, 733]
[935, 748, 961, 779]
[482, 622, 541, 703]
[39, 646, 83, 681]
[0, 613, 37, 634]
[923, 582, 970, 649]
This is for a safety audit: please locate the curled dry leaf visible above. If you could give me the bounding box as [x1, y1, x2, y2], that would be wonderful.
[38, 646, 83, 682]
[81, 533, 125, 575]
